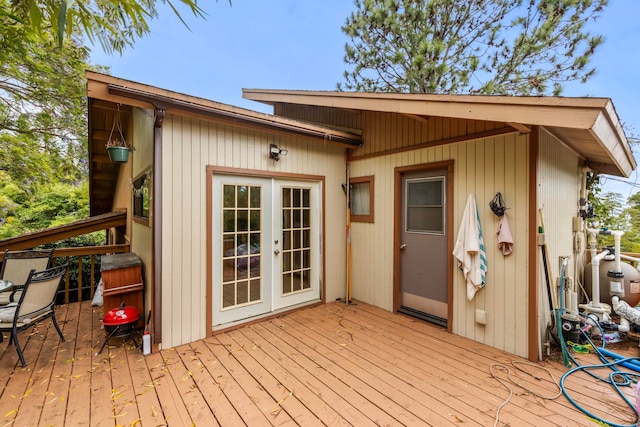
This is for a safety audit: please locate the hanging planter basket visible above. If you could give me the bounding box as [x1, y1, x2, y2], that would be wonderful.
[105, 104, 133, 163]
[107, 146, 132, 163]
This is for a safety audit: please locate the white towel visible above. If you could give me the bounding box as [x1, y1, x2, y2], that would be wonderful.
[453, 194, 487, 301]
[497, 213, 514, 256]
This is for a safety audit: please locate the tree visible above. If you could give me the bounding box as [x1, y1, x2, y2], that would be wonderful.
[1, 0, 210, 54]
[0, 7, 94, 177]
[622, 192, 640, 253]
[340, 0, 607, 95]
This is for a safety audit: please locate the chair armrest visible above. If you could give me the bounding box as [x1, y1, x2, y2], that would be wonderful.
[9, 285, 24, 303]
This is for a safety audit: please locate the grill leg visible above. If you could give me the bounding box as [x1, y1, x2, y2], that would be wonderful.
[98, 326, 121, 354]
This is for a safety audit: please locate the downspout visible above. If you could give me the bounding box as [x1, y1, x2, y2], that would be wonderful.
[152, 108, 165, 349]
[528, 126, 540, 361]
[345, 149, 352, 304]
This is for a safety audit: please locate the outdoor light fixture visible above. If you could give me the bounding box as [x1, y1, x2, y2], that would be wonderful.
[269, 143, 288, 161]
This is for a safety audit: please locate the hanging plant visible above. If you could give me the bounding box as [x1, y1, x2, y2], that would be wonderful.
[106, 104, 134, 163]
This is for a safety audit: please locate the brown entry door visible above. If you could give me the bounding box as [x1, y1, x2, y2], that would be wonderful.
[399, 168, 449, 327]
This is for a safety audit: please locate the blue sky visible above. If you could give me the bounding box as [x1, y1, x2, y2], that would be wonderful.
[90, 0, 640, 196]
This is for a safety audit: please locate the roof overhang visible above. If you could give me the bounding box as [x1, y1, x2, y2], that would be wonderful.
[243, 89, 636, 177]
[86, 71, 363, 148]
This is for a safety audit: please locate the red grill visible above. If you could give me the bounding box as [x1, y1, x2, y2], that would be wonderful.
[98, 302, 142, 353]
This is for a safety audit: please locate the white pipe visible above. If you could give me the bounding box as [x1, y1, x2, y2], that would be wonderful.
[611, 230, 624, 272]
[621, 253, 640, 264]
[585, 314, 602, 337]
[619, 317, 630, 333]
[570, 290, 578, 313]
[537, 314, 543, 361]
[612, 296, 638, 332]
[587, 228, 599, 257]
[591, 249, 610, 306]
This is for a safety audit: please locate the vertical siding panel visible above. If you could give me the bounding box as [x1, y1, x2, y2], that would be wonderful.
[381, 154, 393, 309]
[536, 129, 579, 357]
[162, 119, 174, 347]
[171, 116, 184, 345]
[503, 135, 518, 354]
[513, 134, 530, 356]
[452, 142, 467, 335]
[463, 141, 476, 338]
[492, 136, 507, 351]
[477, 139, 492, 345]
[498, 135, 516, 349]
[420, 117, 428, 145]
[473, 139, 487, 344]
[180, 117, 192, 343]
[192, 120, 205, 341]
[245, 129, 254, 170]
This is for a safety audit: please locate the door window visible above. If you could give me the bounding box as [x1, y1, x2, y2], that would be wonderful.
[221, 184, 262, 309]
[281, 187, 312, 294]
[406, 178, 445, 234]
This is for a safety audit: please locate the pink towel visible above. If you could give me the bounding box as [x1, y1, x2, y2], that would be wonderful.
[497, 213, 514, 255]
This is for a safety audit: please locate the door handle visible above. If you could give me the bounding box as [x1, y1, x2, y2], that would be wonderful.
[400, 244, 407, 250]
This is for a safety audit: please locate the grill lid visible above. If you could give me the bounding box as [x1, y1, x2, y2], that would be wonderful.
[103, 303, 140, 326]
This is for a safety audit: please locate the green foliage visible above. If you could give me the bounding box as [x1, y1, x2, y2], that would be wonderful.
[0, 9, 94, 174]
[0, 181, 90, 239]
[340, 0, 607, 95]
[588, 184, 640, 253]
[1, 0, 211, 55]
[620, 192, 640, 253]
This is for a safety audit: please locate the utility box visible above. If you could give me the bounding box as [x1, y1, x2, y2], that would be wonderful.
[101, 253, 144, 328]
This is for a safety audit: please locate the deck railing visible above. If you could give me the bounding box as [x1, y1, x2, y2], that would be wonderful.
[0, 212, 129, 305]
[51, 244, 130, 304]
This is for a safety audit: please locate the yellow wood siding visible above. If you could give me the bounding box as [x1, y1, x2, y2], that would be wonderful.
[537, 128, 582, 354]
[351, 132, 531, 358]
[275, 104, 511, 158]
[130, 108, 155, 320]
[160, 114, 347, 348]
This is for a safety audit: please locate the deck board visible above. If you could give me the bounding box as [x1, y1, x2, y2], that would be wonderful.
[63, 299, 97, 427]
[1, 300, 639, 426]
[38, 302, 80, 427]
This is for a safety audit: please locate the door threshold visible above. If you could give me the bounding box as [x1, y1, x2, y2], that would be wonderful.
[398, 305, 448, 328]
[212, 299, 322, 334]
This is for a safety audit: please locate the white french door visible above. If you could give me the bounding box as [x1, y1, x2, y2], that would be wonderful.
[273, 180, 321, 310]
[211, 175, 321, 326]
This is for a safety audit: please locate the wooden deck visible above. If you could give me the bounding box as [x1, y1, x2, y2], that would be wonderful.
[1, 300, 639, 426]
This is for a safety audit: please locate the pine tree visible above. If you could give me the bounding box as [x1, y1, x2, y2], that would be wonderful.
[340, 0, 607, 95]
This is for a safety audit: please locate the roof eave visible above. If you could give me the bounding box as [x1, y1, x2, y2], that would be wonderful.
[86, 72, 363, 148]
[244, 89, 635, 177]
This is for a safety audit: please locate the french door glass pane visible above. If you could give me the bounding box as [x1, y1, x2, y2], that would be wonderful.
[281, 187, 312, 295]
[221, 184, 262, 309]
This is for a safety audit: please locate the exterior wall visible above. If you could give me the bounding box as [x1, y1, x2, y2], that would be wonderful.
[275, 104, 511, 157]
[130, 108, 155, 317]
[350, 132, 531, 357]
[160, 114, 347, 348]
[536, 128, 582, 353]
[111, 155, 132, 234]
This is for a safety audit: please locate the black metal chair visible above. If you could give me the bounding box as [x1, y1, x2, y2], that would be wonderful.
[0, 264, 68, 367]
